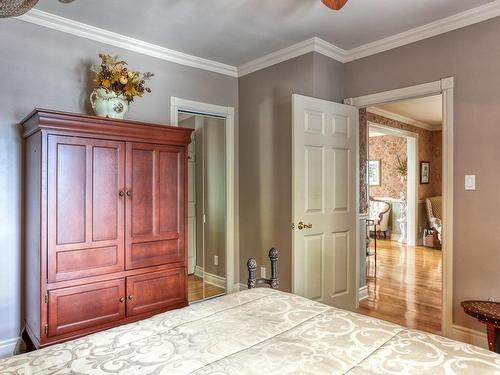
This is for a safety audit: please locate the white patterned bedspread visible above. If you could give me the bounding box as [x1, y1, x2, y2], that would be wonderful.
[1, 289, 499, 374]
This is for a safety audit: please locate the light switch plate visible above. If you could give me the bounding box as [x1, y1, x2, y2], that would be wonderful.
[465, 175, 476, 191]
[214, 255, 218, 266]
[261, 267, 266, 278]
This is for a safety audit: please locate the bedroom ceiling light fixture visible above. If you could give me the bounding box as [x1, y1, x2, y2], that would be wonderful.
[0, 0, 75, 18]
[321, 0, 349, 11]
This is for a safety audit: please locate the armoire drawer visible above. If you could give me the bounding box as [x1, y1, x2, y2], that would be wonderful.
[47, 279, 125, 337]
[126, 268, 186, 316]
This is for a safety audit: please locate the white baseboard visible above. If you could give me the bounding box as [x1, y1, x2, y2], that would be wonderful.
[233, 283, 247, 292]
[450, 324, 488, 349]
[359, 286, 369, 301]
[0, 337, 18, 359]
[193, 265, 226, 289]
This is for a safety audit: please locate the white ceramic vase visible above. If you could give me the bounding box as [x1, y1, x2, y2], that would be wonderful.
[90, 88, 129, 119]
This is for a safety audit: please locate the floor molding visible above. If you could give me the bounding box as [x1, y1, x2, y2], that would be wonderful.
[193, 266, 226, 289]
[359, 286, 368, 301]
[0, 338, 18, 359]
[450, 324, 487, 349]
[17, 2, 500, 77]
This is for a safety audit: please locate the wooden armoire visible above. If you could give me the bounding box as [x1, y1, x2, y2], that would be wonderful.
[21, 109, 192, 348]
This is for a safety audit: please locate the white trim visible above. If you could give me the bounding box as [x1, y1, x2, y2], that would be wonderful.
[0, 338, 18, 359]
[367, 107, 441, 131]
[233, 283, 248, 292]
[238, 37, 346, 77]
[170, 97, 237, 294]
[451, 325, 488, 349]
[193, 266, 227, 289]
[345, 1, 500, 62]
[17, 9, 238, 77]
[359, 286, 368, 301]
[16, 3, 500, 77]
[346, 77, 455, 340]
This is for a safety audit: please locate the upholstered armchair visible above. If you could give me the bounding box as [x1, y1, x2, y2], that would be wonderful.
[368, 198, 391, 239]
[426, 196, 442, 242]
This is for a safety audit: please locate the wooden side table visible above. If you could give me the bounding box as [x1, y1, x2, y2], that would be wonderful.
[462, 300, 500, 353]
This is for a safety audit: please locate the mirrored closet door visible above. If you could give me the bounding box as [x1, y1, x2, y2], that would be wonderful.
[179, 112, 226, 303]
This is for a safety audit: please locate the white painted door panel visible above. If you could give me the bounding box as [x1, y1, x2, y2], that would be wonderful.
[292, 94, 358, 311]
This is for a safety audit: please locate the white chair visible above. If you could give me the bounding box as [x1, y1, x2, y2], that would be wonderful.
[426, 196, 442, 242]
[368, 198, 391, 239]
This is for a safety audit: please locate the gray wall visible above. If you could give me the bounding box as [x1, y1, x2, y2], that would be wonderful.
[345, 17, 500, 331]
[238, 52, 344, 292]
[0, 19, 238, 344]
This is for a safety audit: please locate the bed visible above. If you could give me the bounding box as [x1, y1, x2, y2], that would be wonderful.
[0, 288, 499, 374]
[1, 252, 499, 374]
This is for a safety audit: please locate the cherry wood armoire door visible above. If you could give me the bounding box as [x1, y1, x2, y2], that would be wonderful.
[125, 143, 185, 270]
[126, 268, 186, 316]
[47, 136, 125, 282]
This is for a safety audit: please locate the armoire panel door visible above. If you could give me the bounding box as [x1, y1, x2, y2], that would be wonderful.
[47, 136, 125, 282]
[126, 143, 185, 270]
[126, 268, 186, 316]
[47, 279, 125, 337]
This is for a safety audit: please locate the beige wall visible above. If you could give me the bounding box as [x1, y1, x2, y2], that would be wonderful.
[345, 17, 500, 331]
[0, 19, 238, 343]
[238, 52, 344, 292]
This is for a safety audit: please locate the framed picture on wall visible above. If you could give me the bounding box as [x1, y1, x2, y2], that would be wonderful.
[420, 161, 430, 184]
[368, 160, 381, 186]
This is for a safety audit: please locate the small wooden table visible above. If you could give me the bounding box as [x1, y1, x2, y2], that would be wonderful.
[462, 300, 500, 353]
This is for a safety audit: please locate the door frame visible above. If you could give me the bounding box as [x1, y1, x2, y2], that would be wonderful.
[345, 77, 454, 338]
[170, 97, 236, 293]
[367, 122, 419, 246]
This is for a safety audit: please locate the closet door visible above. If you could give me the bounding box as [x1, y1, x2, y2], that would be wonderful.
[125, 143, 185, 269]
[47, 136, 125, 282]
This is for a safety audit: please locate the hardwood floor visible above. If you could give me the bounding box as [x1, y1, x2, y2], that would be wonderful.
[357, 239, 442, 334]
[188, 274, 226, 303]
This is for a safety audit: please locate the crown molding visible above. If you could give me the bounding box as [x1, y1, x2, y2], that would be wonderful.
[17, 9, 238, 77]
[344, 0, 500, 62]
[237, 38, 347, 77]
[16, 2, 500, 78]
[367, 107, 441, 131]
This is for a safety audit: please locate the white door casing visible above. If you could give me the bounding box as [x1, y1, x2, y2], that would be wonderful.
[292, 94, 359, 311]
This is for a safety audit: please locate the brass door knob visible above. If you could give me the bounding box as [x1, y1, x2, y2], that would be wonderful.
[297, 221, 313, 230]
[128, 295, 133, 300]
[120, 297, 125, 303]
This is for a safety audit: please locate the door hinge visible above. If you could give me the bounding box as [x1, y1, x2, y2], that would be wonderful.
[291, 223, 295, 230]
[44, 294, 48, 304]
[44, 324, 48, 335]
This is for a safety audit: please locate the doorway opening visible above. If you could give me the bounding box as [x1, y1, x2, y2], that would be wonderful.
[359, 95, 444, 334]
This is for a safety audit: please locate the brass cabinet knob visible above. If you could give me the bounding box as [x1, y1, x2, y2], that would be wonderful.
[128, 295, 133, 300]
[119, 297, 125, 303]
[126, 190, 132, 197]
[297, 221, 313, 230]
[119, 191, 125, 197]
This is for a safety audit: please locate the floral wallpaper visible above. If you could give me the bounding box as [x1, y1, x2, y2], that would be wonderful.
[359, 111, 443, 214]
[369, 135, 407, 199]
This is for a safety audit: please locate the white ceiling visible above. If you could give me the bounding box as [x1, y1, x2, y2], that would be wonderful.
[371, 95, 443, 128]
[34, 0, 494, 66]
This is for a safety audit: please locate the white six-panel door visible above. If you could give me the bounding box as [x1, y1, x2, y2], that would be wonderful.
[292, 94, 359, 311]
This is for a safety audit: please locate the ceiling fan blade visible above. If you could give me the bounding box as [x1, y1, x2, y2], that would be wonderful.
[321, 0, 349, 11]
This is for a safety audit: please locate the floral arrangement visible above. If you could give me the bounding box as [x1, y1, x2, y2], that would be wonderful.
[396, 155, 408, 179]
[91, 54, 154, 102]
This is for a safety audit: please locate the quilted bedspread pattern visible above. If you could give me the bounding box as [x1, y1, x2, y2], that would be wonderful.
[0, 289, 499, 374]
